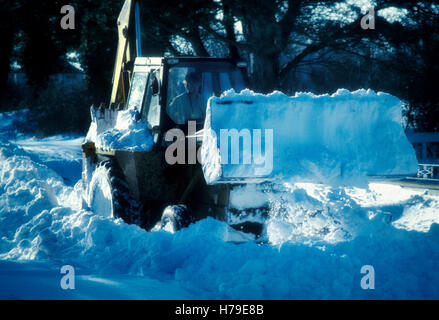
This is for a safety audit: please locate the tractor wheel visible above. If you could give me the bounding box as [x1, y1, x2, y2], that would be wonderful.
[160, 205, 193, 233]
[87, 159, 140, 224]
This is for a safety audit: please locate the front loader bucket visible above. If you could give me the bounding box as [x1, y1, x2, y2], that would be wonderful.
[201, 89, 418, 187]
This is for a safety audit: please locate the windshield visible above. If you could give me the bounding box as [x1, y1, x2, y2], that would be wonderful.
[166, 62, 245, 125]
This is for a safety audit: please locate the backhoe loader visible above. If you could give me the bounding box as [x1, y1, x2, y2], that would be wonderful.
[82, 0, 418, 236]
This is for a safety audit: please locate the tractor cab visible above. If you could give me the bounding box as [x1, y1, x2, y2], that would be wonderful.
[126, 57, 247, 146]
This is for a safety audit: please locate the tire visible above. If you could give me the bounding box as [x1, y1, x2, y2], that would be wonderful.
[87, 159, 140, 224]
[160, 205, 193, 233]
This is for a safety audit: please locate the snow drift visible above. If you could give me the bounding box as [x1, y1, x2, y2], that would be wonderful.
[1, 106, 439, 299]
[202, 89, 418, 186]
[2, 132, 439, 299]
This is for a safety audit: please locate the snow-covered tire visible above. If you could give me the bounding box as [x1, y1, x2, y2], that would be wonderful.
[87, 159, 140, 224]
[160, 205, 193, 233]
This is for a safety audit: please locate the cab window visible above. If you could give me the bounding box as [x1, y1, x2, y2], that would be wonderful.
[127, 72, 148, 111]
[141, 71, 161, 130]
[166, 62, 245, 125]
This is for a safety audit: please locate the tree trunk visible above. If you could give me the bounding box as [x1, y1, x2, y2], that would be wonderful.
[222, 3, 239, 61]
[249, 52, 280, 93]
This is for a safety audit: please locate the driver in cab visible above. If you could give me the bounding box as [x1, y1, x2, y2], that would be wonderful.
[167, 71, 205, 126]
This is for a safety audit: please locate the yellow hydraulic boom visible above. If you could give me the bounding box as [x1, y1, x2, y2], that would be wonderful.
[110, 0, 142, 107]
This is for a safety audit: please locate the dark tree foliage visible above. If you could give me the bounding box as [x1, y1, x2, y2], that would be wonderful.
[0, 1, 16, 92]
[2, 0, 438, 131]
[73, 0, 123, 104]
[18, 1, 67, 89]
[138, 0, 439, 130]
[0, 1, 18, 109]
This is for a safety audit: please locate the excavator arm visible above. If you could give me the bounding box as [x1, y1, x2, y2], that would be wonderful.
[110, 0, 142, 107]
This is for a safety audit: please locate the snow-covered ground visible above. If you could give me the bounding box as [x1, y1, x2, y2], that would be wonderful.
[1, 110, 439, 299]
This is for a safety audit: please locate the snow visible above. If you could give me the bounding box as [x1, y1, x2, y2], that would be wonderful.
[0, 260, 195, 299]
[86, 164, 114, 218]
[229, 184, 269, 210]
[85, 107, 153, 152]
[1, 108, 439, 299]
[14, 135, 83, 186]
[202, 89, 418, 186]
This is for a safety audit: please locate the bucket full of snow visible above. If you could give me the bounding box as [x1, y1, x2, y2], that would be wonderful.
[201, 89, 418, 186]
[85, 106, 153, 152]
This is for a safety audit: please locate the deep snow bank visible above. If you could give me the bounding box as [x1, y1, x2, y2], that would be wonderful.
[1, 135, 439, 298]
[202, 89, 418, 186]
[14, 135, 83, 186]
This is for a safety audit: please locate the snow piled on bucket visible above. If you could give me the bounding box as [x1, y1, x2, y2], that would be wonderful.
[85, 108, 153, 151]
[202, 89, 418, 186]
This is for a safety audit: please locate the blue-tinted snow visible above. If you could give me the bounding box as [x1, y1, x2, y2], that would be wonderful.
[1, 103, 439, 299]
